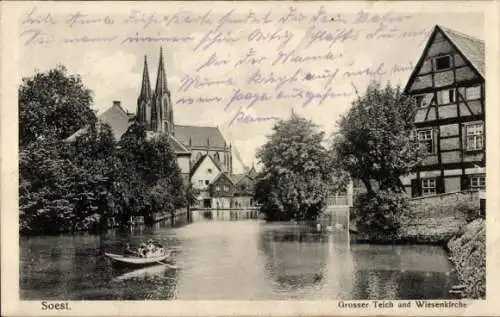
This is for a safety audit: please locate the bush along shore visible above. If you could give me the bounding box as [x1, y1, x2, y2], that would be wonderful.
[350, 191, 485, 299]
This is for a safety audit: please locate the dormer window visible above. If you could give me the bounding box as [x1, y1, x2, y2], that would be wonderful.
[434, 55, 452, 71]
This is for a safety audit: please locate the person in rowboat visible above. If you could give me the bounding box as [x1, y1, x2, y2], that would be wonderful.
[123, 243, 136, 257]
[138, 243, 147, 257]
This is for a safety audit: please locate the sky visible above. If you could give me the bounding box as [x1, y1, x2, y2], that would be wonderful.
[17, 3, 485, 173]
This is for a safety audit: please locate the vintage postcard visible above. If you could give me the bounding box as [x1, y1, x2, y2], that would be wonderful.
[1, 1, 500, 316]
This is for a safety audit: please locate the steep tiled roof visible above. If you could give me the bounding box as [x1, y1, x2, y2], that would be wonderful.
[98, 103, 133, 141]
[229, 173, 245, 184]
[169, 135, 190, 154]
[212, 172, 235, 185]
[440, 26, 485, 77]
[174, 125, 227, 148]
[145, 132, 191, 154]
[66, 102, 132, 142]
[404, 25, 485, 94]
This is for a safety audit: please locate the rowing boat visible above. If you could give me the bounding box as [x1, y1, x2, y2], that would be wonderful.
[105, 250, 172, 268]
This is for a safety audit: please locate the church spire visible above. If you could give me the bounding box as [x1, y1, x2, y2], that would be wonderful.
[137, 55, 152, 126]
[155, 47, 168, 96]
[151, 47, 173, 134]
[139, 55, 151, 100]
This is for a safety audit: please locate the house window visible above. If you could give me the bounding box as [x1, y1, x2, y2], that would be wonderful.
[224, 185, 229, 191]
[198, 180, 204, 186]
[434, 55, 452, 71]
[465, 123, 484, 151]
[205, 180, 210, 185]
[417, 129, 434, 153]
[216, 185, 221, 192]
[465, 86, 481, 100]
[422, 179, 436, 196]
[438, 89, 455, 104]
[414, 94, 433, 107]
[470, 175, 485, 190]
[207, 168, 212, 174]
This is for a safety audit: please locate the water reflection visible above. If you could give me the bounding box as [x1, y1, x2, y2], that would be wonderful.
[258, 224, 328, 296]
[349, 244, 456, 299]
[20, 219, 457, 300]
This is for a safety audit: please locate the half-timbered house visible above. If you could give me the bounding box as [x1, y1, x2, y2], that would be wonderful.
[402, 25, 485, 197]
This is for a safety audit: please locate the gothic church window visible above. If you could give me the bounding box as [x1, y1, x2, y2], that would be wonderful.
[214, 152, 220, 162]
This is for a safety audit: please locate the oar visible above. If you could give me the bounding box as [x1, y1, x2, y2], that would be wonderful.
[153, 261, 179, 269]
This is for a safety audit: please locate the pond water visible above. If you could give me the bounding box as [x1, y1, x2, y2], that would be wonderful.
[20, 218, 458, 300]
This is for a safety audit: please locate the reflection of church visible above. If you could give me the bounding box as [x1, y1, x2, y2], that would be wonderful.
[136, 47, 233, 181]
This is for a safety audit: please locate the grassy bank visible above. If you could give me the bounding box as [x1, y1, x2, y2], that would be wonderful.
[446, 219, 486, 299]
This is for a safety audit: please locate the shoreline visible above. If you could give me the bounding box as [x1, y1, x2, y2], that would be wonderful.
[351, 218, 485, 300]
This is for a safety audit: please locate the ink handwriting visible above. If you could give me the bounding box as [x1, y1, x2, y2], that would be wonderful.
[18, 5, 430, 126]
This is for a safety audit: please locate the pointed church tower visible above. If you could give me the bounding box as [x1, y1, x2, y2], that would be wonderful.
[137, 55, 152, 128]
[151, 47, 174, 134]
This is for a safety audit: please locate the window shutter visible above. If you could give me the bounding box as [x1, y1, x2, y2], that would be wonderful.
[411, 179, 421, 197]
[433, 128, 439, 154]
[460, 175, 470, 191]
[436, 177, 445, 194]
[461, 124, 467, 151]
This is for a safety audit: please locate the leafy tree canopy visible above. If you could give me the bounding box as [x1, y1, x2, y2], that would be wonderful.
[19, 65, 96, 146]
[331, 81, 423, 194]
[255, 113, 345, 221]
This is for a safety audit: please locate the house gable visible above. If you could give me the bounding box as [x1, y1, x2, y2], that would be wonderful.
[190, 154, 222, 190]
[404, 25, 485, 124]
[210, 172, 235, 197]
[401, 25, 486, 197]
[404, 25, 484, 95]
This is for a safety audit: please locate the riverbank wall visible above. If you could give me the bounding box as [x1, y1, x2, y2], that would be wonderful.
[349, 191, 485, 299]
[350, 191, 480, 244]
[131, 208, 189, 227]
[400, 191, 480, 244]
[446, 218, 486, 299]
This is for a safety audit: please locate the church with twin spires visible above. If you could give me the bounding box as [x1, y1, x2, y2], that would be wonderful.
[67, 47, 258, 208]
[136, 47, 234, 182]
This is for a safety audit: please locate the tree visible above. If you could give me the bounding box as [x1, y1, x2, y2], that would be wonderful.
[331, 81, 423, 194]
[115, 122, 187, 225]
[254, 113, 344, 221]
[18, 66, 107, 234]
[331, 81, 425, 240]
[19, 65, 96, 146]
[19, 122, 117, 234]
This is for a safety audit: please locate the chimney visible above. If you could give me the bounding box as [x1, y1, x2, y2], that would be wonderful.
[113, 100, 121, 108]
